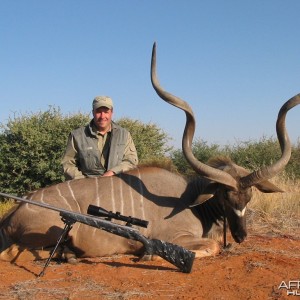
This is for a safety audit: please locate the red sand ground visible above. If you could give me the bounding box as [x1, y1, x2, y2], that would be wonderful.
[0, 232, 299, 300]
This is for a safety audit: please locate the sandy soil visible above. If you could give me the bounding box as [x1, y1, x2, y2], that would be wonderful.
[0, 232, 299, 300]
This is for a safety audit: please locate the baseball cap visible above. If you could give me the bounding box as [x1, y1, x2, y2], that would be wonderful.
[92, 96, 113, 110]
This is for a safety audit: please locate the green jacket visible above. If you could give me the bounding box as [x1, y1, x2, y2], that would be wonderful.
[62, 120, 138, 180]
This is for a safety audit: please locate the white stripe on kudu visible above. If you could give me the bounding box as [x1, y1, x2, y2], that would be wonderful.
[119, 176, 124, 215]
[67, 181, 81, 212]
[95, 177, 100, 207]
[128, 174, 135, 218]
[57, 184, 73, 211]
[136, 169, 146, 221]
[110, 176, 116, 213]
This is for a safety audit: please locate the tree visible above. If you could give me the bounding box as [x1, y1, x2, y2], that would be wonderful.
[170, 139, 224, 177]
[116, 118, 172, 162]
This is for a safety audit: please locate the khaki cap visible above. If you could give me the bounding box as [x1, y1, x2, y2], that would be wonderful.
[93, 96, 113, 110]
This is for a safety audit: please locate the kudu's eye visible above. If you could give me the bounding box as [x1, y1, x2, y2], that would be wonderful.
[223, 190, 230, 200]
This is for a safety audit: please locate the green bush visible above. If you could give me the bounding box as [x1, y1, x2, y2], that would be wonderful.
[0, 107, 90, 195]
[228, 136, 281, 170]
[0, 108, 172, 196]
[116, 118, 172, 162]
[170, 137, 300, 179]
[170, 139, 226, 177]
[287, 139, 300, 179]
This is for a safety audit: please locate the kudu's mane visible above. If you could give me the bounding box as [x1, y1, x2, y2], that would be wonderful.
[207, 156, 241, 180]
[207, 156, 234, 169]
[137, 160, 178, 173]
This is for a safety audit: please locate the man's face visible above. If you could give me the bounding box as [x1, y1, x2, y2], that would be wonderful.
[93, 106, 113, 131]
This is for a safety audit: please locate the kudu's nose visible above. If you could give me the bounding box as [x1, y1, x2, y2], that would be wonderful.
[233, 231, 247, 244]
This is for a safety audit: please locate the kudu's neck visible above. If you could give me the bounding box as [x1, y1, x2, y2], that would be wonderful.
[189, 179, 225, 237]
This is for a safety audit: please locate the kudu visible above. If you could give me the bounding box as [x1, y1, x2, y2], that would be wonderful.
[0, 43, 299, 266]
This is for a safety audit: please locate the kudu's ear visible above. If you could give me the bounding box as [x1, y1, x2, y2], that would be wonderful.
[254, 180, 284, 193]
[236, 164, 284, 193]
[189, 182, 219, 207]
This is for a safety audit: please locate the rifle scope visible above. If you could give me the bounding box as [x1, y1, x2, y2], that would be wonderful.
[87, 204, 149, 228]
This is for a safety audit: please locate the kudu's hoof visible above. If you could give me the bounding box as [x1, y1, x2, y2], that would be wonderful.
[67, 257, 78, 265]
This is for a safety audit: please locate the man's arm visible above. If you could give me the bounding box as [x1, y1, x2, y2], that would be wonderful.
[61, 134, 85, 180]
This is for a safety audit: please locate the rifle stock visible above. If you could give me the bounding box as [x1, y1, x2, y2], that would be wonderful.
[0, 192, 195, 273]
[60, 211, 195, 273]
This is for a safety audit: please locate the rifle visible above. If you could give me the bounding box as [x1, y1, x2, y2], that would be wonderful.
[0, 192, 195, 275]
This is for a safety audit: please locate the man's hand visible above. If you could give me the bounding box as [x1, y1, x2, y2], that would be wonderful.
[102, 170, 115, 177]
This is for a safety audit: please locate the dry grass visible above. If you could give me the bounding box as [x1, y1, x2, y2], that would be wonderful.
[0, 200, 15, 219]
[247, 175, 300, 238]
[3, 277, 151, 300]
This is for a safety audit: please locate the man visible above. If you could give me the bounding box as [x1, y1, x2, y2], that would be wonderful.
[62, 96, 138, 180]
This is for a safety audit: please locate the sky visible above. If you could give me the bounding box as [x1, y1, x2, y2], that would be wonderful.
[1, 0, 299, 149]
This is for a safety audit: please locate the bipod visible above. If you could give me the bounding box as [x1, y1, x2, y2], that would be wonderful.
[38, 216, 76, 277]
